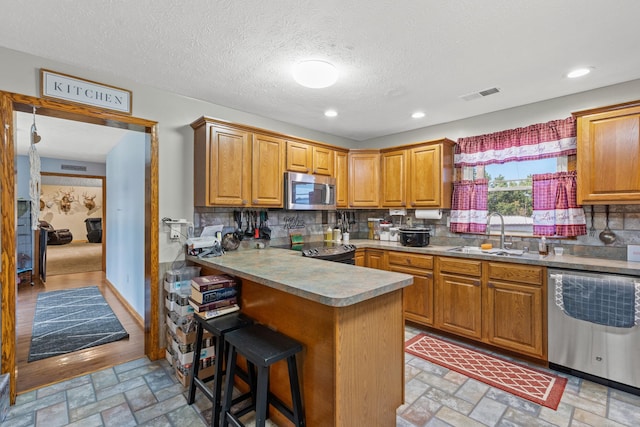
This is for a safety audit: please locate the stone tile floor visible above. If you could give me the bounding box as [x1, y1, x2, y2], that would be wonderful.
[5, 325, 640, 426]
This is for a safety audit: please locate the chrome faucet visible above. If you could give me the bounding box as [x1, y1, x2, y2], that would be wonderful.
[486, 212, 505, 249]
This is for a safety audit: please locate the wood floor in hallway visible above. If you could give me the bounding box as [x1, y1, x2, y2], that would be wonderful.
[16, 271, 145, 394]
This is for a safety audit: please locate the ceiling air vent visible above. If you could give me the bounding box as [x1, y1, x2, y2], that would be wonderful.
[61, 164, 87, 172]
[459, 87, 500, 101]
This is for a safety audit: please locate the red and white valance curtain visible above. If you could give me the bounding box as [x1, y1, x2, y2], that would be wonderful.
[532, 171, 586, 237]
[454, 117, 577, 167]
[449, 179, 488, 233]
[450, 117, 586, 236]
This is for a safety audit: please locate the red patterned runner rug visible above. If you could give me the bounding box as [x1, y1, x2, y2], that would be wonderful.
[405, 333, 566, 410]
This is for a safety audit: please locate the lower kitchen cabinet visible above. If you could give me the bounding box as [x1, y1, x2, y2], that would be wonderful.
[354, 248, 365, 267]
[388, 252, 434, 326]
[365, 249, 387, 270]
[436, 257, 483, 340]
[485, 262, 545, 359]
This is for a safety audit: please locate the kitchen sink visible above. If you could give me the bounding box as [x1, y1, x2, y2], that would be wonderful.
[447, 246, 525, 257]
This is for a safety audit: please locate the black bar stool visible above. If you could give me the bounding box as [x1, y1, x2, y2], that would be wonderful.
[188, 312, 252, 427]
[221, 323, 305, 427]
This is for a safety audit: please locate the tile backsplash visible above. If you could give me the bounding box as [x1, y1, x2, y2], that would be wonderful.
[194, 204, 640, 261]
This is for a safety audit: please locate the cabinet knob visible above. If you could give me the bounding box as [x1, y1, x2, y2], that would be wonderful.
[401, 202, 406, 207]
[410, 202, 416, 207]
[306, 168, 310, 173]
[242, 200, 248, 205]
[253, 199, 258, 204]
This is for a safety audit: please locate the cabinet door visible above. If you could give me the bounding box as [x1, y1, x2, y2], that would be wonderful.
[206, 126, 251, 206]
[349, 151, 380, 207]
[312, 146, 334, 176]
[576, 105, 640, 203]
[335, 151, 349, 208]
[485, 280, 544, 358]
[354, 249, 365, 267]
[365, 250, 387, 270]
[408, 144, 441, 208]
[252, 133, 285, 206]
[381, 149, 407, 207]
[391, 264, 433, 326]
[436, 273, 482, 339]
[286, 140, 312, 173]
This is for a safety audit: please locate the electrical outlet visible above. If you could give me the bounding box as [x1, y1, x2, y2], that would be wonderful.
[170, 223, 180, 239]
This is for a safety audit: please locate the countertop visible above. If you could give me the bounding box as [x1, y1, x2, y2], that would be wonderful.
[187, 248, 413, 307]
[348, 239, 640, 276]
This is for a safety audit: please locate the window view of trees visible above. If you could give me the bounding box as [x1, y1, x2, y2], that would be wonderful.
[487, 173, 533, 217]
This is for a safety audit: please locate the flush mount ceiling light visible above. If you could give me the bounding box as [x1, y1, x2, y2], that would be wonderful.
[293, 60, 338, 89]
[411, 112, 425, 119]
[567, 67, 592, 78]
[324, 109, 338, 117]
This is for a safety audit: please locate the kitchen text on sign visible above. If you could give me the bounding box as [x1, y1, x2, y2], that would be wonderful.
[40, 69, 132, 114]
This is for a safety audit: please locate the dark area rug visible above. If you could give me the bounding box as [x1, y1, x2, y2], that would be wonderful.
[29, 286, 129, 362]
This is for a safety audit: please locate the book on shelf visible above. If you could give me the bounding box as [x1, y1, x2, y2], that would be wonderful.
[191, 286, 238, 304]
[191, 274, 237, 292]
[188, 296, 238, 313]
[194, 303, 240, 319]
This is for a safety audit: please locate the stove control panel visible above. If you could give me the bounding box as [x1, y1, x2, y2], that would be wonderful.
[302, 244, 357, 258]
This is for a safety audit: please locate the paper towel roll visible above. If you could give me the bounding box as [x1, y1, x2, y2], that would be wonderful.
[415, 209, 442, 220]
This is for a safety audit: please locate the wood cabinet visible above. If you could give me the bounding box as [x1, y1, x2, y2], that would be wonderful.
[485, 262, 545, 358]
[286, 140, 312, 174]
[312, 145, 334, 176]
[574, 101, 640, 204]
[435, 257, 483, 340]
[252, 133, 286, 206]
[354, 248, 365, 267]
[348, 150, 380, 207]
[408, 139, 455, 208]
[381, 149, 407, 207]
[193, 120, 252, 206]
[388, 252, 434, 326]
[335, 150, 349, 208]
[192, 117, 284, 207]
[364, 249, 387, 270]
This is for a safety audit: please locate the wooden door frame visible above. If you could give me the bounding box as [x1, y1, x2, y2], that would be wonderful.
[0, 91, 160, 404]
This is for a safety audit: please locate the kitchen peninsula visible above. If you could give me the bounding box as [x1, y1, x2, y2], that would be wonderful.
[187, 248, 413, 427]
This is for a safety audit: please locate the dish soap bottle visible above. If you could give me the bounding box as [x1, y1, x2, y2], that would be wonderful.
[325, 226, 333, 242]
[538, 236, 548, 255]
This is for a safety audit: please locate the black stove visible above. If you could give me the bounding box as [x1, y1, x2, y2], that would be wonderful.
[273, 242, 357, 264]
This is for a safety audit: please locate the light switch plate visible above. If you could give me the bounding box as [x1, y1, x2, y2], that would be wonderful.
[627, 244, 640, 262]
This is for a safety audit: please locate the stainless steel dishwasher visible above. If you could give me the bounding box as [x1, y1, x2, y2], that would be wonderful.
[548, 269, 640, 392]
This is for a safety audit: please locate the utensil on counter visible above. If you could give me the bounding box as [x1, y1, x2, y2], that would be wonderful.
[589, 205, 596, 237]
[599, 205, 616, 245]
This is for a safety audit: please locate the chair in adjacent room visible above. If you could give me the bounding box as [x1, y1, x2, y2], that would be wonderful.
[39, 220, 73, 245]
[84, 218, 102, 243]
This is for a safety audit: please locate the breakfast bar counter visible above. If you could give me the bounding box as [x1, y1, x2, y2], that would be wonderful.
[188, 248, 413, 427]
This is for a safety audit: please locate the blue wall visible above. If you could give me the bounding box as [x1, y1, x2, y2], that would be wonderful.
[105, 132, 146, 317]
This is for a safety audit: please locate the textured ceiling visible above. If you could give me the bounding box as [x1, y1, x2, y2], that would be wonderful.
[3, 0, 640, 149]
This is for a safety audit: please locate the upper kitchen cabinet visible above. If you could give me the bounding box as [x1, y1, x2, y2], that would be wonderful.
[192, 119, 251, 206]
[252, 133, 286, 206]
[285, 140, 335, 176]
[348, 150, 380, 208]
[286, 140, 312, 174]
[380, 148, 407, 207]
[573, 101, 640, 204]
[191, 117, 285, 207]
[334, 150, 349, 208]
[408, 139, 455, 208]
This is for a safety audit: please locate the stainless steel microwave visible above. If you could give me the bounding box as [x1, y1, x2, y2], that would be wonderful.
[285, 172, 336, 210]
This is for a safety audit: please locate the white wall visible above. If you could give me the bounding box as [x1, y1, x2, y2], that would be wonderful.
[362, 79, 640, 148]
[106, 133, 146, 317]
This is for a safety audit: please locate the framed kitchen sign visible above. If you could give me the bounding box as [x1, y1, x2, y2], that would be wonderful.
[40, 69, 132, 115]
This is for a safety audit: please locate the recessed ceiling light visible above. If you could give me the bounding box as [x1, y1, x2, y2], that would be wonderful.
[324, 110, 338, 117]
[412, 112, 425, 119]
[292, 60, 338, 89]
[567, 68, 592, 78]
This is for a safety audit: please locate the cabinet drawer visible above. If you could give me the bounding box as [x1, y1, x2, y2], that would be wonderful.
[488, 262, 544, 286]
[388, 252, 433, 269]
[438, 257, 482, 277]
